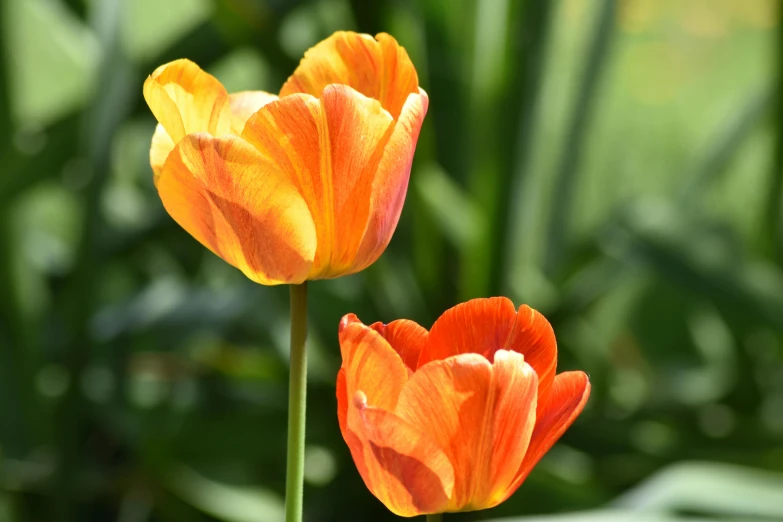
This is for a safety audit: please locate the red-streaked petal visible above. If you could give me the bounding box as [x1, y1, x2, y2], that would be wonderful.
[345, 402, 454, 517]
[143, 59, 231, 142]
[395, 352, 538, 511]
[507, 305, 558, 408]
[418, 297, 517, 368]
[280, 31, 418, 119]
[242, 86, 395, 279]
[349, 90, 429, 273]
[318, 85, 395, 275]
[157, 133, 315, 285]
[228, 91, 278, 134]
[500, 371, 591, 503]
[369, 318, 429, 372]
[338, 315, 409, 413]
[336, 368, 348, 434]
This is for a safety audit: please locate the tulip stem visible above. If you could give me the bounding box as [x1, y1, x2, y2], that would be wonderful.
[285, 282, 309, 522]
[426, 515, 443, 522]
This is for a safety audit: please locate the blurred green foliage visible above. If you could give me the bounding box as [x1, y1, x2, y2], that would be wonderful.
[1, 0, 783, 521]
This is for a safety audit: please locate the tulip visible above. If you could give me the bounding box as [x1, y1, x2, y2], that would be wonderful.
[142, 31, 428, 284]
[337, 297, 590, 517]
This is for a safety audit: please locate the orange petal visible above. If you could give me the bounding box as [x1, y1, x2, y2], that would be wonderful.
[395, 352, 538, 511]
[349, 90, 429, 273]
[336, 368, 348, 434]
[370, 318, 429, 372]
[242, 86, 395, 279]
[346, 401, 454, 517]
[280, 31, 419, 119]
[507, 305, 558, 409]
[500, 371, 591, 503]
[150, 123, 176, 184]
[338, 314, 409, 413]
[418, 297, 517, 368]
[228, 91, 278, 134]
[143, 59, 232, 142]
[157, 133, 315, 285]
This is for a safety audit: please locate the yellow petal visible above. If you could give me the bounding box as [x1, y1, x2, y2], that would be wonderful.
[143, 59, 232, 142]
[157, 133, 316, 285]
[242, 86, 395, 279]
[150, 123, 176, 185]
[280, 31, 419, 119]
[228, 91, 278, 134]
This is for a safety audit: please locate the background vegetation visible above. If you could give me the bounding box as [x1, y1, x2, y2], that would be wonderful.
[1, 0, 783, 521]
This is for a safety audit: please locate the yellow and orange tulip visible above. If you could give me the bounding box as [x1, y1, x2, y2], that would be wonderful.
[143, 32, 428, 285]
[337, 297, 591, 517]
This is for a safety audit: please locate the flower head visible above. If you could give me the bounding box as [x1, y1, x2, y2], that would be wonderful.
[337, 297, 590, 517]
[143, 32, 428, 284]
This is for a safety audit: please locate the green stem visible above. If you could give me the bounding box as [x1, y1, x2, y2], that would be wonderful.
[285, 282, 309, 522]
[426, 514, 443, 522]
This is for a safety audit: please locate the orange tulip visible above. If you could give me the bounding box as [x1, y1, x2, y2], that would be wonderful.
[337, 297, 590, 517]
[142, 32, 428, 285]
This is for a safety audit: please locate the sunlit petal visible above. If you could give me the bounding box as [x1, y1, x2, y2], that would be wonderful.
[350, 90, 429, 273]
[143, 59, 232, 142]
[280, 31, 418, 119]
[242, 86, 395, 278]
[346, 400, 454, 517]
[157, 133, 316, 285]
[418, 297, 518, 367]
[395, 352, 537, 511]
[228, 91, 278, 134]
[500, 371, 591, 503]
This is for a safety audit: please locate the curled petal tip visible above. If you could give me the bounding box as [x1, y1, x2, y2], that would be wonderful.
[339, 313, 362, 333]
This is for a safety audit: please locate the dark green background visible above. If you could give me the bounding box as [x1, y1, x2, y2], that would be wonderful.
[1, 0, 782, 521]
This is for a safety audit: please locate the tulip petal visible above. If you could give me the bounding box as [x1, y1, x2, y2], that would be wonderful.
[395, 352, 538, 511]
[346, 402, 454, 517]
[242, 86, 395, 278]
[369, 318, 429, 372]
[143, 59, 232, 143]
[280, 31, 418, 119]
[500, 371, 591, 503]
[157, 133, 316, 285]
[418, 297, 517, 367]
[150, 123, 176, 184]
[228, 91, 278, 134]
[349, 90, 429, 273]
[338, 314, 409, 417]
[506, 305, 558, 409]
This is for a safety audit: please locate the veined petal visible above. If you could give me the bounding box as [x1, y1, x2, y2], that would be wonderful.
[507, 305, 558, 409]
[242, 86, 395, 279]
[157, 133, 316, 285]
[370, 318, 429, 373]
[395, 352, 538, 511]
[346, 400, 454, 517]
[481, 350, 538, 510]
[338, 314, 409, 416]
[228, 91, 278, 134]
[143, 59, 232, 142]
[349, 90, 429, 273]
[280, 31, 418, 119]
[418, 297, 517, 368]
[500, 371, 591, 503]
